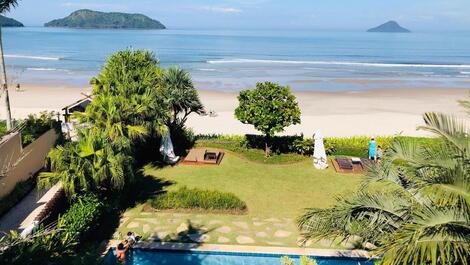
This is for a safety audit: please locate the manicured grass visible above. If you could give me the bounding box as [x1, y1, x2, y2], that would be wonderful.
[149, 186, 247, 213]
[144, 151, 362, 217]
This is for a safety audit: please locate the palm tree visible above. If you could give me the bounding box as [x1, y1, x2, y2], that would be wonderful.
[39, 128, 135, 196]
[162, 66, 204, 130]
[0, 0, 19, 130]
[298, 112, 470, 265]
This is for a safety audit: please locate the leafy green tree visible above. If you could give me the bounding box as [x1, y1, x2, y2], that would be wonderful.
[40, 50, 166, 197]
[162, 66, 204, 131]
[235, 82, 301, 156]
[298, 111, 470, 265]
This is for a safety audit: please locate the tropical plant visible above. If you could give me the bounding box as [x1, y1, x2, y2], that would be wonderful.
[40, 50, 168, 197]
[235, 82, 301, 156]
[0, 227, 76, 265]
[85, 49, 167, 139]
[162, 66, 204, 130]
[0, 0, 19, 130]
[298, 112, 470, 265]
[39, 129, 134, 197]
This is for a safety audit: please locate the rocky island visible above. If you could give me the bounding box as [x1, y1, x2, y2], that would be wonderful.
[45, 9, 166, 29]
[0, 15, 24, 27]
[367, 21, 410, 33]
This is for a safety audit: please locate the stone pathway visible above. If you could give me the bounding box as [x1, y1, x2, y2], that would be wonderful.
[0, 188, 47, 233]
[117, 210, 319, 248]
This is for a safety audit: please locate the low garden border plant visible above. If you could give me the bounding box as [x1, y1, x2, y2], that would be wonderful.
[149, 186, 247, 213]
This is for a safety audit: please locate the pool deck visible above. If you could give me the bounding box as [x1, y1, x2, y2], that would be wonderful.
[107, 240, 373, 259]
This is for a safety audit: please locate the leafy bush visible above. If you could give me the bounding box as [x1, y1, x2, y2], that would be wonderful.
[21, 112, 61, 147]
[0, 178, 36, 217]
[59, 194, 104, 242]
[150, 186, 247, 213]
[0, 120, 6, 138]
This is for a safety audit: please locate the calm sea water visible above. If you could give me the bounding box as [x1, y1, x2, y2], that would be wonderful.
[3, 27, 470, 91]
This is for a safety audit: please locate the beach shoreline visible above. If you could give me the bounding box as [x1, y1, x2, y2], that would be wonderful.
[1, 83, 468, 137]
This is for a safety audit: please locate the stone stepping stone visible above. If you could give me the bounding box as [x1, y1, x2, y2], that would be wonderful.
[218, 236, 230, 243]
[177, 223, 189, 233]
[236, 236, 255, 244]
[233, 221, 249, 230]
[266, 241, 284, 246]
[209, 220, 223, 225]
[255, 232, 268, 238]
[143, 224, 151, 234]
[191, 219, 203, 224]
[253, 222, 265, 227]
[141, 213, 152, 216]
[273, 223, 288, 228]
[216, 226, 232, 234]
[264, 218, 281, 222]
[119, 217, 129, 225]
[135, 218, 160, 225]
[127, 222, 140, 229]
[274, 230, 292, 238]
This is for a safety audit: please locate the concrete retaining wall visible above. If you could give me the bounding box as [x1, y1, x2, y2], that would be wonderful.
[0, 129, 58, 198]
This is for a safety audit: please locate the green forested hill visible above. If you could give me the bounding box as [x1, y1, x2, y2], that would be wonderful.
[0, 15, 24, 27]
[44, 9, 166, 29]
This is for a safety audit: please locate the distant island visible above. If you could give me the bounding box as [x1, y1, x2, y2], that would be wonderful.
[0, 15, 24, 27]
[44, 9, 166, 29]
[367, 21, 410, 33]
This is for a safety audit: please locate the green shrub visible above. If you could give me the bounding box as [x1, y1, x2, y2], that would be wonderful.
[150, 186, 247, 213]
[59, 194, 104, 241]
[0, 178, 36, 217]
[21, 112, 61, 147]
[0, 120, 6, 138]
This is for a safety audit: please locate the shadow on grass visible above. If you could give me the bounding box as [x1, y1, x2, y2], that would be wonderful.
[121, 171, 174, 210]
[150, 220, 215, 245]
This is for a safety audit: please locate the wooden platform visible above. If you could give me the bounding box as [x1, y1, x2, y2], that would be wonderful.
[332, 157, 368, 174]
[181, 148, 225, 166]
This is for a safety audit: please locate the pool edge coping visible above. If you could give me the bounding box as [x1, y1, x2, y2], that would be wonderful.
[106, 240, 373, 259]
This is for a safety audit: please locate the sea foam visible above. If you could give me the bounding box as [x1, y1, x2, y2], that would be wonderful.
[207, 59, 470, 69]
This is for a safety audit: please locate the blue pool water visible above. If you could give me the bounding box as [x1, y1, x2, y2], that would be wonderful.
[103, 249, 375, 265]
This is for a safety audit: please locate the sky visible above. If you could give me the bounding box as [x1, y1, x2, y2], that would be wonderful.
[6, 0, 470, 31]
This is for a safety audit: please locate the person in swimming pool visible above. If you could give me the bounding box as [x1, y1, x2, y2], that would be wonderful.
[116, 242, 129, 262]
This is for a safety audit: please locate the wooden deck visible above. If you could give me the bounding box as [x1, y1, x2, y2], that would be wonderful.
[181, 148, 225, 166]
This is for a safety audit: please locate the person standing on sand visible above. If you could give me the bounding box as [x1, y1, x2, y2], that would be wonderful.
[368, 138, 377, 161]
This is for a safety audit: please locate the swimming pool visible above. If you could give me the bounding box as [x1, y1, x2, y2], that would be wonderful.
[103, 249, 374, 265]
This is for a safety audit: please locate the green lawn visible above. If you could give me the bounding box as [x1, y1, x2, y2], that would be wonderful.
[116, 150, 364, 248]
[145, 151, 362, 217]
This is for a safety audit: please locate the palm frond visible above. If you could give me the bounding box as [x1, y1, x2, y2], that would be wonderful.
[0, 0, 19, 14]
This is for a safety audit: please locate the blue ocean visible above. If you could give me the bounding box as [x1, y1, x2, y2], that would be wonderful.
[3, 27, 470, 91]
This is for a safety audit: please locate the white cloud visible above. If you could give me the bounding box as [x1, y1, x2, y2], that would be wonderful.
[199, 6, 242, 14]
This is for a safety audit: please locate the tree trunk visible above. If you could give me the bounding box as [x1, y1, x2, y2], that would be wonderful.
[264, 134, 271, 157]
[0, 26, 12, 130]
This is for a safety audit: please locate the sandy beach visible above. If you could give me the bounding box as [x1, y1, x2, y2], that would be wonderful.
[1, 84, 468, 137]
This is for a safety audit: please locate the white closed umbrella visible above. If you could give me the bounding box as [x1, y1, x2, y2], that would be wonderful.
[159, 130, 180, 165]
[313, 130, 328, 170]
